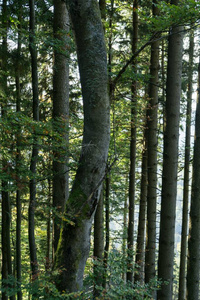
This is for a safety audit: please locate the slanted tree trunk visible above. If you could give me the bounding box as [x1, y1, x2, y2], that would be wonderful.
[157, 1, 183, 297]
[28, 0, 39, 280]
[145, 0, 159, 290]
[52, 0, 69, 258]
[178, 31, 194, 300]
[127, 0, 138, 283]
[186, 58, 200, 300]
[54, 0, 110, 292]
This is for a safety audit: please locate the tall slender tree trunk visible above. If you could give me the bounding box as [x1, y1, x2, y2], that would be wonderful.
[1, 1, 15, 299]
[54, 0, 110, 292]
[1, 1, 8, 299]
[15, 2, 22, 298]
[145, 1, 159, 291]
[134, 130, 147, 284]
[52, 0, 69, 258]
[178, 31, 194, 300]
[93, 190, 104, 297]
[186, 58, 200, 300]
[103, 175, 110, 290]
[127, 0, 138, 283]
[28, 0, 39, 280]
[157, 1, 183, 298]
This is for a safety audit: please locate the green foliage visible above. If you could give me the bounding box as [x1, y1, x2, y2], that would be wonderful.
[83, 249, 161, 299]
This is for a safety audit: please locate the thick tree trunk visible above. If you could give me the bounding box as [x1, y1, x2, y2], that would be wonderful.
[28, 0, 39, 280]
[157, 2, 183, 297]
[178, 31, 194, 300]
[127, 0, 138, 283]
[54, 0, 110, 292]
[186, 59, 200, 300]
[52, 0, 69, 257]
[145, 1, 159, 290]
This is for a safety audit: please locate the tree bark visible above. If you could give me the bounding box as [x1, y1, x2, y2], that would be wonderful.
[103, 175, 110, 290]
[127, 0, 138, 284]
[52, 0, 69, 258]
[186, 58, 200, 300]
[15, 2, 22, 297]
[93, 190, 104, 297]
[178, 31, 194, 300]
[157, 1, 183, 297]
[145, 0, 159, 290]
[54, 0, 110, 292]
[28, 0, 39, 280]
[134, 130, 147, 284]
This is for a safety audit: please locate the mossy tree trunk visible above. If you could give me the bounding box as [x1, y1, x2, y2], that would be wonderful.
[54, 0, 110, 293]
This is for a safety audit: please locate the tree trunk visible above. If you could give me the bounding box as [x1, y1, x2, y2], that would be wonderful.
[15, 2, 22, 299]
[52, 0, 69, 258]
[178, 31, 194, 300]
[54, 0, 110, 292]
[186, 58, 200, 300]
[28, 0, 39, 280]
[134, 130, 147, 284]
[93, 190, 104, 297]
[103, 175, 110, 290]
[1, 1, 15, 299]
[157, 1, 183, 297]
[127, 0, 138, 283]
[145, 1, 159, 290]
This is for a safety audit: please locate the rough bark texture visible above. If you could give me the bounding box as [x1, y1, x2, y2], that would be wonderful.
[53, 0, 69, 257]
[178, 31, 194, 300]
[157, 8, 183, 298]
[54, 0, 110, 292]
[186, 60, 200, 300]
[145, 0, 159, 288]
[127, 0, 138, 283]
[28, 0, 39, 280]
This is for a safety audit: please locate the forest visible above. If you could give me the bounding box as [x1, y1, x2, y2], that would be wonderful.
[0, 0, 200, 299]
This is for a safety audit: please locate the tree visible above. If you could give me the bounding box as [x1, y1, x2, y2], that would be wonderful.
[178, 30, 194, 300]
[54, 0, 110, 292]
[28, 0, 39, 280]
[157, 0, 183, 298]
[145, 0, 159, 290]
[186, 58, 200, 300]
[52, 0, 69, 258]
[127, 0, 138, 283]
